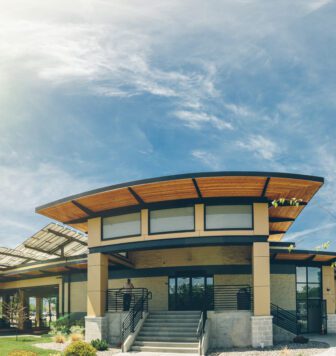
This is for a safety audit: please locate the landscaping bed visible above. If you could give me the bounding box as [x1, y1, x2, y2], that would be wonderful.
[210, 341, 330, 356]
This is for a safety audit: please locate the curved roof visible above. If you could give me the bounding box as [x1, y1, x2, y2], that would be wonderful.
[36, 171, 324, 239]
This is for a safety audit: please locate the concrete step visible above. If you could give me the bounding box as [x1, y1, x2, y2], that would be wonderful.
[147, 316, 200, 322]
[137, 336, 198, 342]
[133, 341, 198, 348]
[139, 331, 197, 337]
[145, 321, 198, 327]
[142, 326, 197, 332]
[150, 311, 201, 315]
[131, 345, 198, 353]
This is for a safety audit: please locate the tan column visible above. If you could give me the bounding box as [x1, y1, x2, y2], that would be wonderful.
[141, 209, 149, 236]
[322, 265, 336, 314]
[87, 253, 108, 317]
[195, 204, 204, 233]
[252, 242, 271, 316]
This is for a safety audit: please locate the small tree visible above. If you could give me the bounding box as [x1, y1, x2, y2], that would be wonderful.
[2, 294, 27, 340]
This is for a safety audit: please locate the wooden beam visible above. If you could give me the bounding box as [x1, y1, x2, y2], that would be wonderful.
[47, 229, 87, 246]
[192, 178, 202, 198]
[269, 217, 295, 223]
[71, 200, 94, 216]
[108, 254, 134, 269]
[261, 177, 270, 197]
[305, 255, 317, 261]
[269, 230, 287, 235]
[128, 187, 145, 205]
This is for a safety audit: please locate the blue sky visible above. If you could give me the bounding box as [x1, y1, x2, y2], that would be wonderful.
[0, 0, 336, 248]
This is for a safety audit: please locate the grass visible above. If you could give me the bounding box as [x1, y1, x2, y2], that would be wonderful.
[0, 335, 55, 355]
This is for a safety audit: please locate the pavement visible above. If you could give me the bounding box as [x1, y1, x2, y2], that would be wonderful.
[310, 334, 336, 355]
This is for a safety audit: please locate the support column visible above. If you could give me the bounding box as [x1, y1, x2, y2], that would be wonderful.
[322, 265, 336, 333]
[251, 242, 273, 347]
[35, 297, 41, 328]
[17, 289, 27, 330]
[85, 251, 109, 342]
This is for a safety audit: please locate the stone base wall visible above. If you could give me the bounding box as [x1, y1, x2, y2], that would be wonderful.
[107, 312, 128, 344]
[85, 316, 109, 342]
[208, 311, 252, 348]
[273, 324, 295, 344]
[251, 316, 273, 348]
[327, 314, 336, 334]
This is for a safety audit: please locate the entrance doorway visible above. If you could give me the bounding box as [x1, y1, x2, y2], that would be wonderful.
[296, 266, 325, 333]
[168, 276, 213, 310]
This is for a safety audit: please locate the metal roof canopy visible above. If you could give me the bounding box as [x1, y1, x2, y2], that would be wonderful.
[0, 223, 88, 270]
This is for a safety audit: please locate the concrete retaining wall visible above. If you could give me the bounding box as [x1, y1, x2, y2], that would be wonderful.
[208, 310, 252, 348]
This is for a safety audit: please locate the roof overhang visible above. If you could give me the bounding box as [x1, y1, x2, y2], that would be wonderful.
[36, 171, 324, 240]
[270, 248, 336, 265]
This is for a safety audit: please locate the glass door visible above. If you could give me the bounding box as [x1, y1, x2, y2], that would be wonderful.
[169, 276, 213, 310]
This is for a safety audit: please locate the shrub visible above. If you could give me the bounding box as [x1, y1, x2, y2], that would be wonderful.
[53, 333, 66, 343]
[90, 338, 109, 351]
[8, 351, 38, 356]
[293, 335, 309, 344]
[64, 341, 96, 356]
[50, 315, 85, 335]
[70, 324, 85, 335]
[70, 332, 84, 342]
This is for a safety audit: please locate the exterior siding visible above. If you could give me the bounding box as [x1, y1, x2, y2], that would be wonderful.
[108, 276, 168, 311]
[270, 274, 296, 311]
[130, 246, 252, 268]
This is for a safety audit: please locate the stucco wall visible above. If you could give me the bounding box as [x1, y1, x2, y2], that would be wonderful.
[108, 276, 168, 311]
[270, 274, 296, 311]
[129, 246, 251, 268]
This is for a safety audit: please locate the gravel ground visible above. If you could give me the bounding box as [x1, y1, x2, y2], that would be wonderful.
[209, 341, 330, 356]
[35, 341, 330, 356]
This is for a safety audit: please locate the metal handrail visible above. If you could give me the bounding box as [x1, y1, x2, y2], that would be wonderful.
[271, 303, 298, 335]
[106, 288, 149, 312]
[120, 289, 152, 344]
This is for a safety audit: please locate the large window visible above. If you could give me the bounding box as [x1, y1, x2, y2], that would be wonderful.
[149, 207, 194, 234]
[296, 266, 322, 333]
[103, 212, 141, 239]
[205, 204, 253, 230]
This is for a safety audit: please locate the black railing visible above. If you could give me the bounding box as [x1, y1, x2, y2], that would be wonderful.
[106, 288, 150, 312]
[211, 285, 253, 311]
[121, 289, 152, 343]
[271, 303, 298, 335]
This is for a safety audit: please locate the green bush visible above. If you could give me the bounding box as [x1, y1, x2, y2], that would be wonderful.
[50, 315, 85, 335]
[90, 338, 109, 351]
[7, 351, 38, 356]
[64, 341, 96, 356]
[70, 324, 85, 335]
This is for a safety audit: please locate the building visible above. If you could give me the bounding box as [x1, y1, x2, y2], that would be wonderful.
[0, 172, 335, 353]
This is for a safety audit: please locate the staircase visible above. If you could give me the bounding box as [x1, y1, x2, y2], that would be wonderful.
[271, 303, 298, 335]
[131, 311, 201, 354]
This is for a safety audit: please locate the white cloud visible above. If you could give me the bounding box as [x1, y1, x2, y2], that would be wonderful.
[191, 150, 220, 169]
[237, 135, 280, 160]
[0, 162, 99, 246]
[284, 222, 336, 243]
[175, 111, 233, 131]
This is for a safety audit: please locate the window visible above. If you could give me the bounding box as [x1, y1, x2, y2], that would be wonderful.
[149, 207, 194, 234]
[296, 266, 322, 333]
[103, 212, 141, 239]
[205, 205, 253, 230]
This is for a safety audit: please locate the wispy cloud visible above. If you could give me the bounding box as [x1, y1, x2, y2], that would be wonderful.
[191, 150, 220, 170]
[175, 111, 233, 131]
[237, 135, 280, 160]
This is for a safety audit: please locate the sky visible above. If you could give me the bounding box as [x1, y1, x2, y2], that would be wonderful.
[0, 0, 336, 249]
